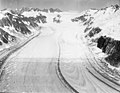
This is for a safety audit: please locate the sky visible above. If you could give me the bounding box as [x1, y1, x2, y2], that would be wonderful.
[0, 0, 119, 12]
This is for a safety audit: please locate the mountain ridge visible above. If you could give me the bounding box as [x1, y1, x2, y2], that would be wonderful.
[0, 5, 120, 68]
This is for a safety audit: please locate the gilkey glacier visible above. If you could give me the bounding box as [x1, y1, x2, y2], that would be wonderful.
[0, 5, 120, 93]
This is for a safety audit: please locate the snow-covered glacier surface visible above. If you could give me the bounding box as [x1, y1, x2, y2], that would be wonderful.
[0, 5, 120, 93]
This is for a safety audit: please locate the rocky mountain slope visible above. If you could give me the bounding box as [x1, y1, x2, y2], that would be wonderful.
[0, 8, 47, 51]
[72, 4, 120, 68]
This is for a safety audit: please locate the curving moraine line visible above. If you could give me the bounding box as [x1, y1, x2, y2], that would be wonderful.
[56, 42, 120, 93]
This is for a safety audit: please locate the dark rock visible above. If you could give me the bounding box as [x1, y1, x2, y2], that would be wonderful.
[1, 37, 8, 44]
[97, 36, 106, 49]
[97, 36, 120, 67]
[0, 28, 16, 44]
[114, 4, 119, 12]
[71, 15, 87, 22]
[11, 16, 32, 35]
[84, 27, 92, 33]
[0, 41, 2, 45]
[83, 17, 93, 25]
[105, 52, 120, 67]
[87, 27, 101, 37]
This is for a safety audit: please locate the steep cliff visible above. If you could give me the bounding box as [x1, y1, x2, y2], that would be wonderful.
[97, 36, 120, 67]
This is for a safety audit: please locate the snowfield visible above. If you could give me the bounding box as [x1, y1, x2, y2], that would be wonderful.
[0, 5, 120, 93]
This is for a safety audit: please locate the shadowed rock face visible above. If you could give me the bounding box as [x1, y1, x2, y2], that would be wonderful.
[0, 28, 16, 44]
[5, 13, 31, 35]
[0, 17, 12, 27]
[97, 36, 120, 67]
[71, 15, 87, 22]
[87, 27, 101, 37]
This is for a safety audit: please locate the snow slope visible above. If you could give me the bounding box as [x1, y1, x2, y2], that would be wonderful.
[72, 5, 120, 40]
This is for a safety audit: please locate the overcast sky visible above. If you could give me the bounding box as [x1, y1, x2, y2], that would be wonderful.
[0, 0, 119, 11]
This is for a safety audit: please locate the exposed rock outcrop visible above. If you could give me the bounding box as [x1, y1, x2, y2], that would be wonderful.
[97, 36, 120, 67]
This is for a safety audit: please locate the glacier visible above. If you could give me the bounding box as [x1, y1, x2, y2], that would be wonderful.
[0, 5, 120, 93]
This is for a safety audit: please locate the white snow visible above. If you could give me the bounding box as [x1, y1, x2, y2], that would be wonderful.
[21, 10, 40, 17]
[0, 13, 5, 20]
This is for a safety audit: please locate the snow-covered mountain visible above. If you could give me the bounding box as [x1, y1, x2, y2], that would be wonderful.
[0, 5, 120, 67]
[72, 4, 120, 67]
[72, 4, 120, 39]
[0, 8, 47, 51]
